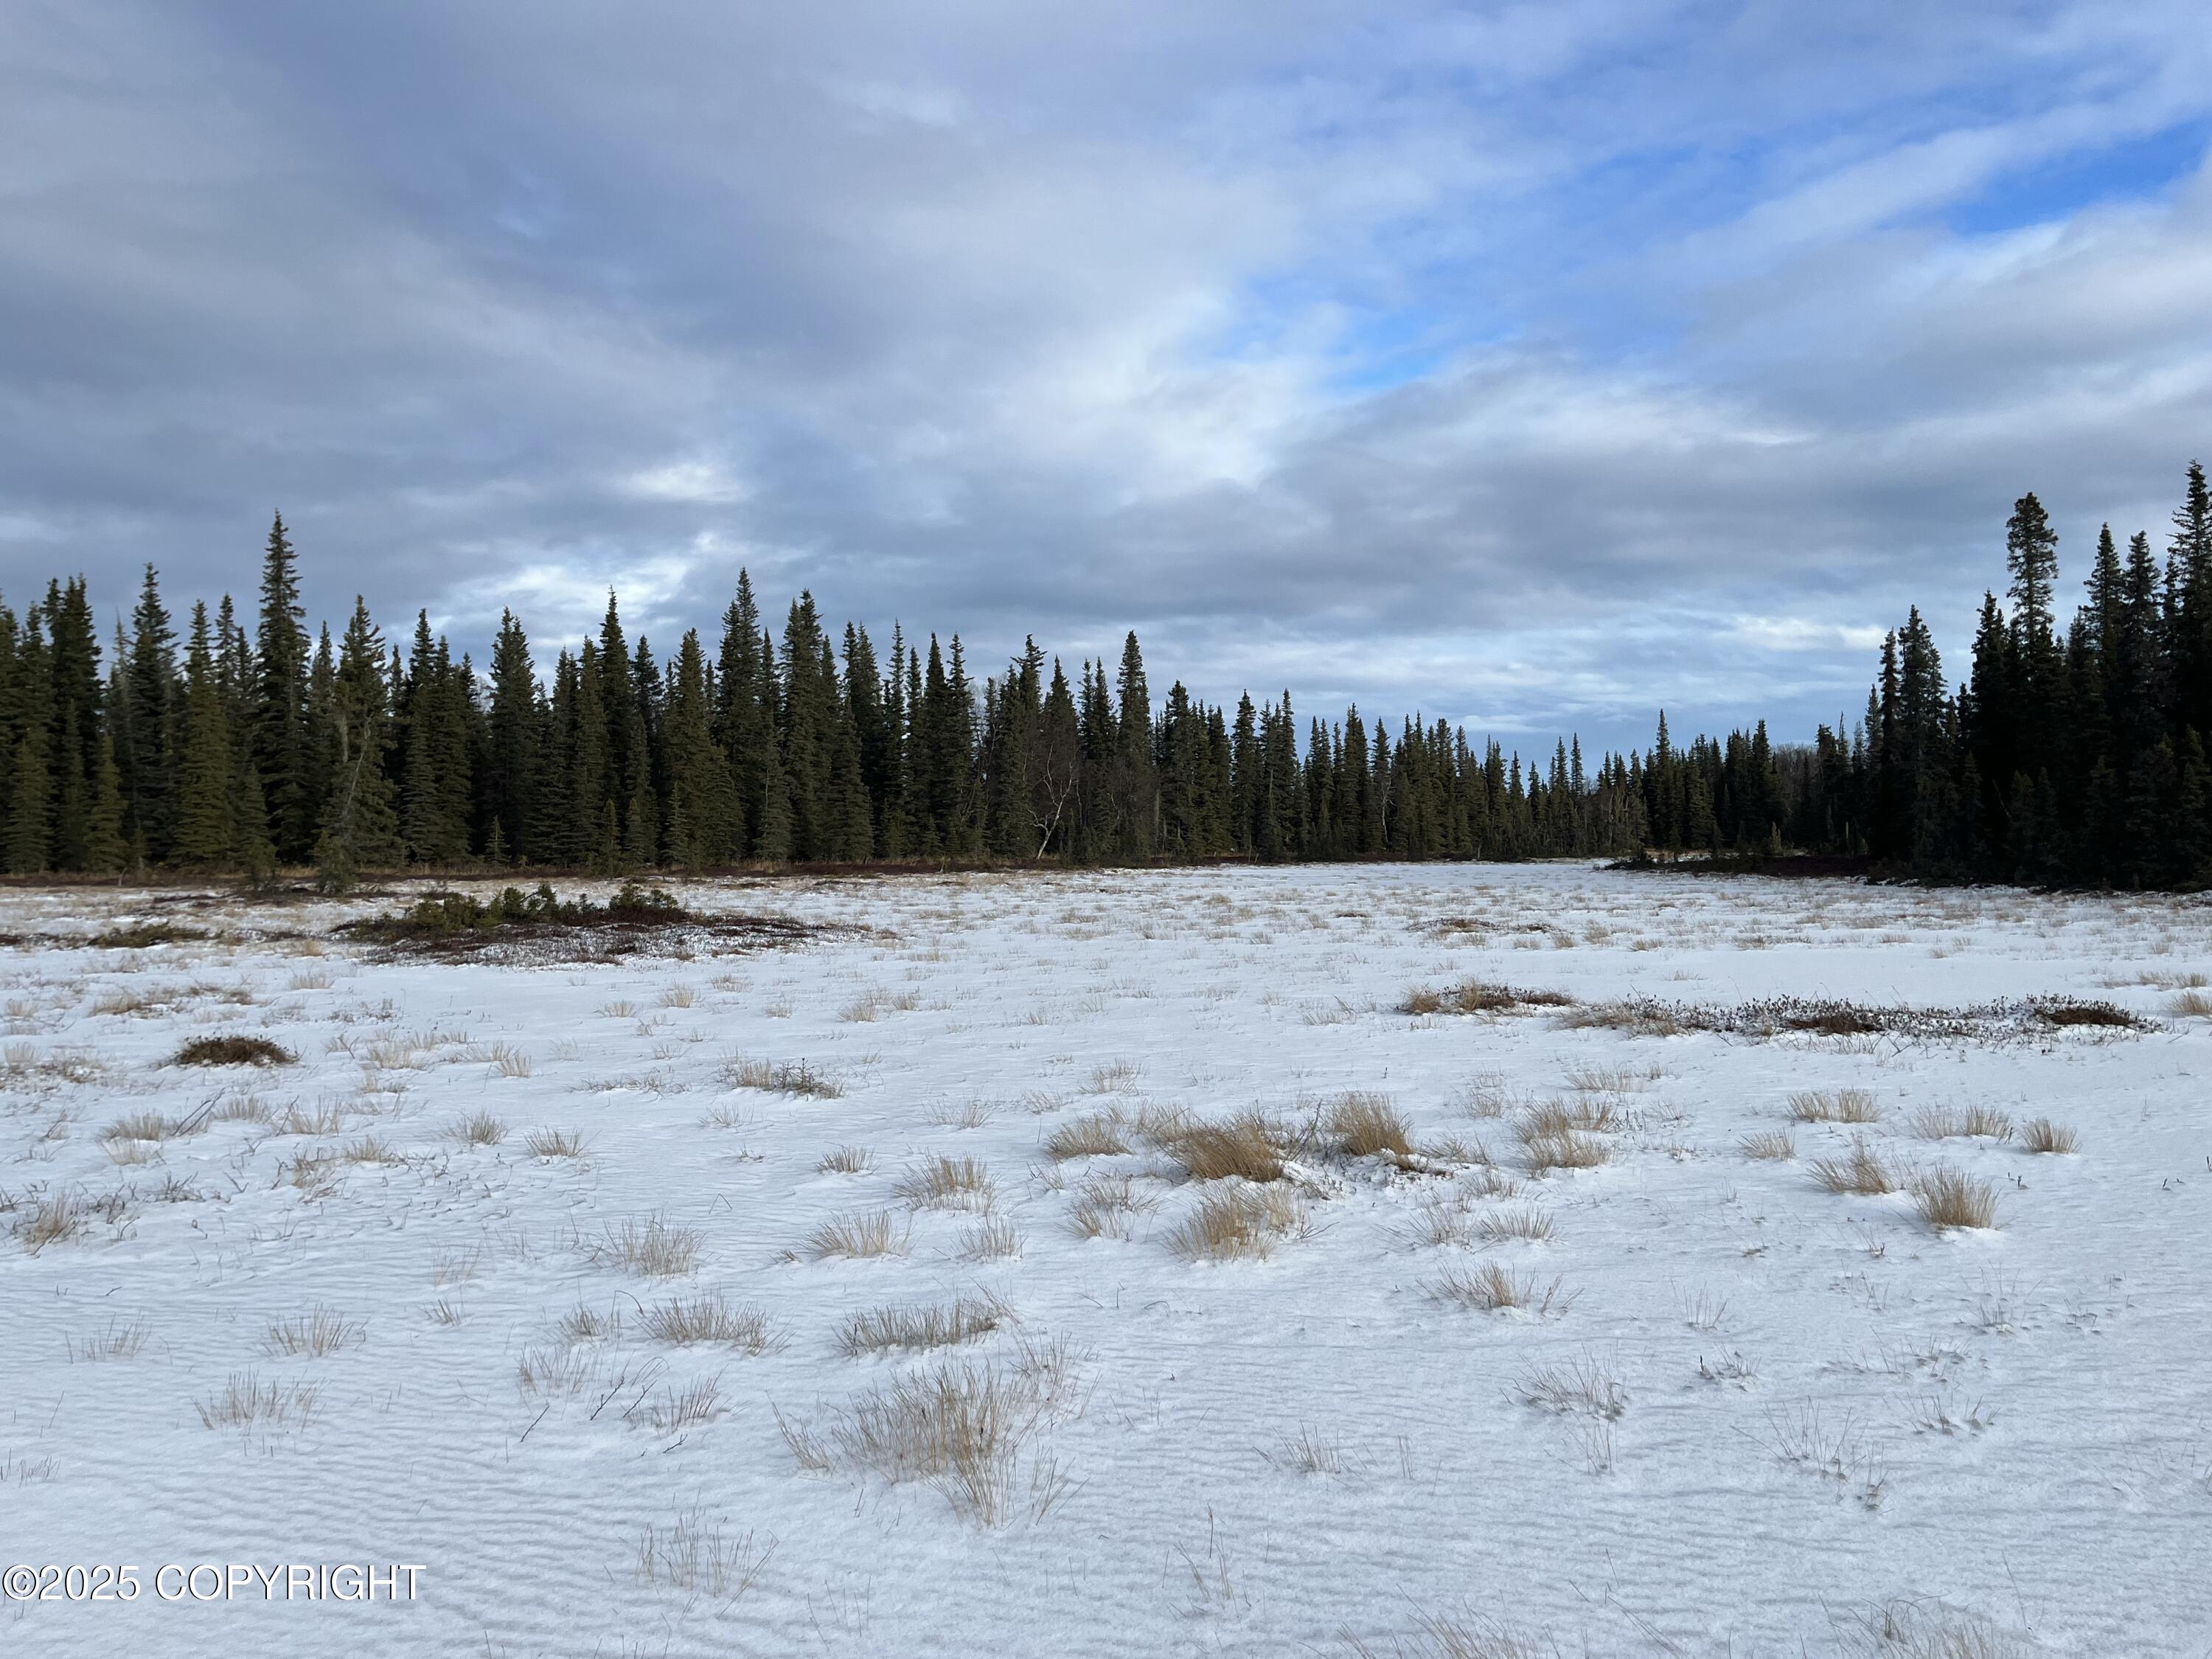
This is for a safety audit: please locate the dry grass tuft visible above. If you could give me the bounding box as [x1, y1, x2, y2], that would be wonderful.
[15, 1195, 86, 1253]
[1739, 1129, 1796, 1161]
[1519, 1125, 1609, 1175]
[1843, 1597, 2023, 1658]
[2168, 989, 2212, 1018]
[959, 1217, 1023, 1261]
[1429, 1262, 1573, 1316]
[1068, 1174, 1155, 1239]
[102, 1110, 204, 1144]
[640, 1295, 787, 1354]
[634, 1509, 774, 1601]
[173, 1034, 294, 1068]
[66, 1317, 151, 1363]
[262, 1306, 366, 1357]
[1166, 1185, 1307, 1261]
[450, 1110, 507, 1147]
[720, 1055, 841, 1097]
[1400, 982, 1576, 1017]
[1907, 1105, 2014, 1141]
[1515, 1355, 1626, 1419]
[517, 1345, 598, 1399]
[642, 1377, 728, 1433]
[195, 1371, 319, 1430]
[2019, 1116, 2079, 1155]
[1327, 1093, 1412, 1158]
[591, 1214, 703, 1277]
[807, 1211, 910, 1259]
[1790, 1088, 1882, 1124]
[837, 1295, 1012, 1358]
[524, 1127, 586, 1158]
[1164, 1113, 1285, 1183]
[1079, 1057, 1142, 1094]
[817, 1144, 874, 1175]
[894, 1155, 997, 1211]
[788, 1351, 1082, 1526]
[1044, 1112, 1130, 1161]
[1475, 1203, 1554, 1244]
[1911, 1165, 2000, 1231]
[1343, 1611, 1557, 1659]
[1810, 1141, 1897, 1196]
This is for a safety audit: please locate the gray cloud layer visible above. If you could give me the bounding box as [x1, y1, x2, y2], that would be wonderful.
[3, 1, 2209, 754]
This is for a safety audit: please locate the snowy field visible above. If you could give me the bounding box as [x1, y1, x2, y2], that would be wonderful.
[1, 863, 2208, 1658]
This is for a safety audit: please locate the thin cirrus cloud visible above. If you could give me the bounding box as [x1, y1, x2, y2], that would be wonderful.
[0, 0, 2208, 757]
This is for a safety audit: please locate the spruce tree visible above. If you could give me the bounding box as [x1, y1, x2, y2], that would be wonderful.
[173, 603, 235, 866]
[254, 512, 313, 860]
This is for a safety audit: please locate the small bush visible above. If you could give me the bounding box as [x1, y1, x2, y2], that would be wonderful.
[173, 1034, 293, 1068]
[2019, 1117, 2079, 1155]
[1912, 1166, 2000, 1231]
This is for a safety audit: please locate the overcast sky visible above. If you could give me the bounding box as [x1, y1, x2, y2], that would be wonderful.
[4, 1, 2209, 755]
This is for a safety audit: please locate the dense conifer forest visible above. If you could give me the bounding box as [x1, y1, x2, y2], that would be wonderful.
[0, 462, 2206, 888]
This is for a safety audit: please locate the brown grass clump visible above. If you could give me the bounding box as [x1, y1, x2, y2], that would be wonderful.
[1327, 1093, 1412, 1159]
[450, 1110, 507, 1147]
[642, 1377, 728, 1433]
[817, 1144, 873, 1175]
[524, 1127, 586, 1158]
[1428, 1262, 1573, 1316]
[173, 1034, 293, 1068]
[1045, 1113, 1130, 1161]
[1343, 1612, 1557, 1659]
[262, 1307, 366, 1357]
[15, 1194, 86, 1253]
[836, 1295, 1012, 1358]
[1165, 1113, 1284, 1183]
[807, 1211, 910, 1259]
[959, 1217, 1023, 1261]
[2019, 1117, 2079, 1155]
[1790, 1089, 1882, 1124]
[640, 1295, 787, 1354]
[1068, 1174, 1155, 1240]
[1809, 1141, 1896, 1196]
[103, 1110, 204, 1144]
[894, 1155, 996, 1211]
[1517, 1113, 1610, 1175]
[591, 1214, 703, 1277]
[2031, 998, 2140, 1028]
[1911, 1165, 2000, 1231]
[1400, 982, 1576, 1017]
[1166, 1185, 1307, 1261]
[785, 1343, 1085, 1527]
[1739, 1129, 1796, 1161]
[1475, 1203, 1554, 1244]
[1907, 1105, 2014, 1141]
[2169, 989, 2212, 1018]
[195, 1371, 320, 1430]
[634, 1509, 774, 1601]
[720, 1056, 842, 1097]
[1515, 1356, 1626, 1419]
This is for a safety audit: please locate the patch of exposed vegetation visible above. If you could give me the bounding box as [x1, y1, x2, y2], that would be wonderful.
[1556, 994, 2149, 1042]
[173, 1034, 295, 1068]
[1400, 981, 1577, 1016]
[91, 921, 206, 949]
[341, 880, 848, 962]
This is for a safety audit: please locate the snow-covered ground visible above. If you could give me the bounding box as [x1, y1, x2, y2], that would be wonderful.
[1, 863, 2208, 1658]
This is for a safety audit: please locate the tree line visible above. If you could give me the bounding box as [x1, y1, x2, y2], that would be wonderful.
[0, 467, 2205, 888]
